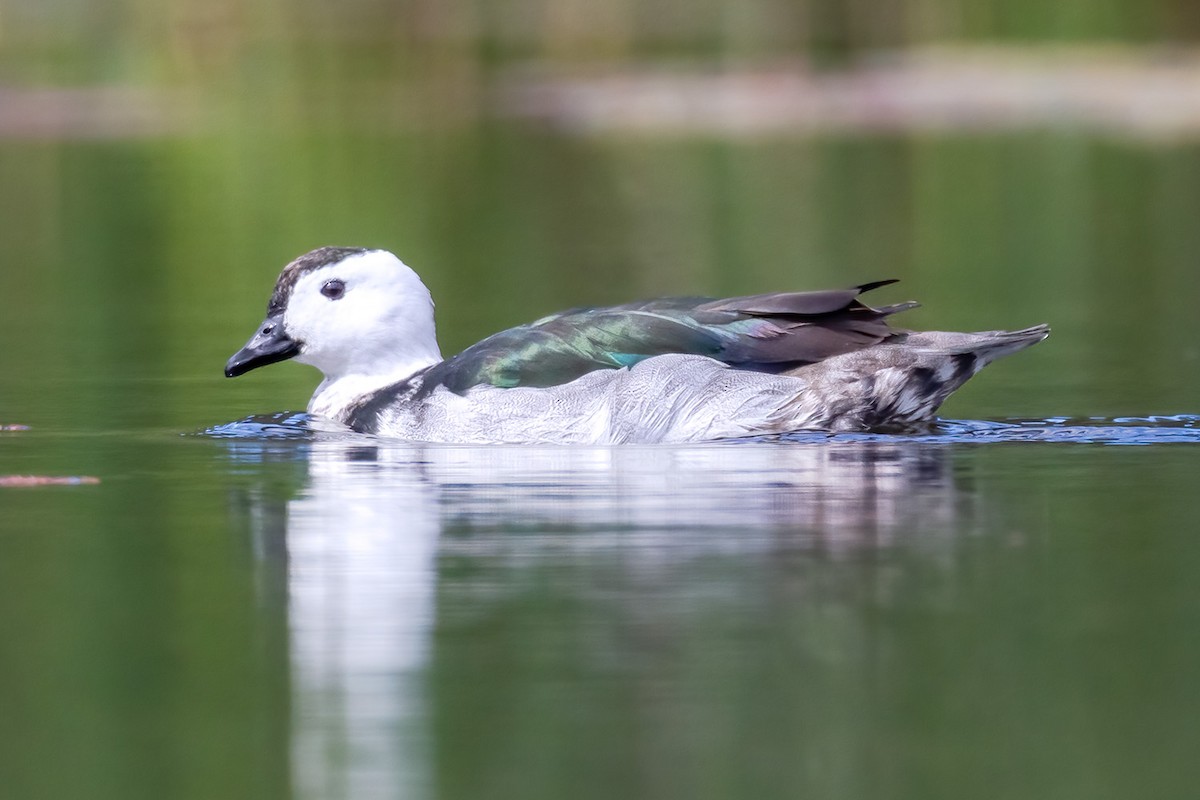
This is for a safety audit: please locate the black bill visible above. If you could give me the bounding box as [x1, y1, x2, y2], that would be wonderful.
[225, 315, 302, 377]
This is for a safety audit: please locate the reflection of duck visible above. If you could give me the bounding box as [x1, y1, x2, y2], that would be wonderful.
[239, 435, 969, 556]
[233, 434, 972, 797]
[226, 247, 1048, 443]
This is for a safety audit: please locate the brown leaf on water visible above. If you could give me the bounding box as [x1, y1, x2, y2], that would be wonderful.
[0, 475, 101, 487]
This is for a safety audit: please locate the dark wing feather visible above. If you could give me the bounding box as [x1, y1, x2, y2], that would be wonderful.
[695, 279, 899, 316]
[420, 280, 915, 395]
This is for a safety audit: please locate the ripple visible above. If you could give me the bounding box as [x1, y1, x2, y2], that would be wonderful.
[203, 411, 317, 440]
[202, 412, 1200, 446]
[780, 415, 1200, 446]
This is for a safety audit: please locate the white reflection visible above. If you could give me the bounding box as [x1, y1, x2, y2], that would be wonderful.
[242, 436, 968, 799]
[284, 444, 438, 800]
[417, 441, 961, 547]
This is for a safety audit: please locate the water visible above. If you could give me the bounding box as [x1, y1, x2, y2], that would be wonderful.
[5, 23, 1200, 798]
[208, 418, 1200, 800]
[4, 405, 1200, 798]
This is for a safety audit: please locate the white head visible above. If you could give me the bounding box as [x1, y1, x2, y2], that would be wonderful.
[225, 247, 443, 386]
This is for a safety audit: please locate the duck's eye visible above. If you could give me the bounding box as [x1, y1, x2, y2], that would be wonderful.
[321, 279, 345, 300]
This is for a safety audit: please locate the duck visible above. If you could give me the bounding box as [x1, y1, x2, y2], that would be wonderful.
[224, 247, 1048, 444]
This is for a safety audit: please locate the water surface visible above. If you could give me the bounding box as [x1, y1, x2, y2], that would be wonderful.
[5, 405, 1200, 799]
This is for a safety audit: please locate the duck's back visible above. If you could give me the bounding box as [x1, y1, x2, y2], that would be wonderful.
[415, 281, 915, 397]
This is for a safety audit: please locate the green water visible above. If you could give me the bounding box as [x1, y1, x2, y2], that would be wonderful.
[4, 425, 1200, 799]
[4, 26, 1200, 799]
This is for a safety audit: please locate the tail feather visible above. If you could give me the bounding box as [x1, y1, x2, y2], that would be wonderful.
[874, 300, 921, 317]
[907, 324, 1050, 364]
[770, 322, 1049, 432]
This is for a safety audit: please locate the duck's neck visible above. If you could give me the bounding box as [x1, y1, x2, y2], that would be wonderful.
[308, 353, 442, 422]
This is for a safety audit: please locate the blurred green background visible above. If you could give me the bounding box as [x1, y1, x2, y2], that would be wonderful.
[2, 0, 1200, 428]
[3, 4, 1200, 800]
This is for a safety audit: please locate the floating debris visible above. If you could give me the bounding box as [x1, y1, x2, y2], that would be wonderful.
[0, 475, 101, 487]
[1, 424, 31, 431]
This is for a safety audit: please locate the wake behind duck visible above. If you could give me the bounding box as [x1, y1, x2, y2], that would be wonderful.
[225, 247, 1048, 444]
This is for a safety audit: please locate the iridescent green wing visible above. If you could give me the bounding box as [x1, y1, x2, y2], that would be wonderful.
[420, 280, 913, 395]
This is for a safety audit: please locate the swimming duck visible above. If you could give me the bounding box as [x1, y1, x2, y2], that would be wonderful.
[225, 247, 1048, 444]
